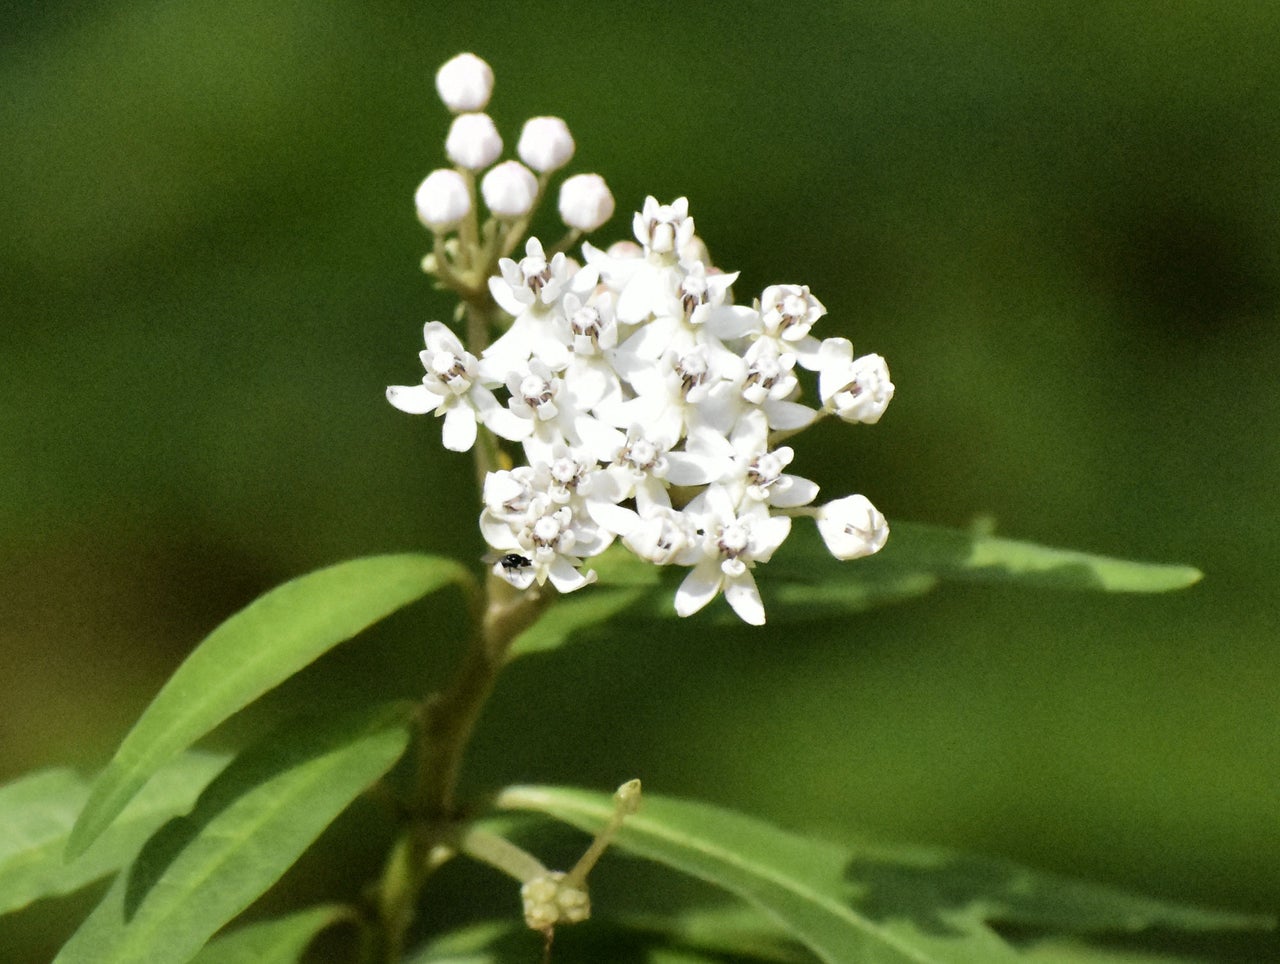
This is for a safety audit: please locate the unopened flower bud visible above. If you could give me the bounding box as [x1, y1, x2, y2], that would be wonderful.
[558, 174, 615, 231]
[435, 53, 494, 113]
[518, 116, 575, 172]
[445, 113, 503, 170]
[414, 169, 471, 231]
[482, 160, 539, 219]
[816, 495, 889, 560]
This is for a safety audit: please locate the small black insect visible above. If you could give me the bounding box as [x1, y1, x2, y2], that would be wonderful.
[498, 553, 532, 571]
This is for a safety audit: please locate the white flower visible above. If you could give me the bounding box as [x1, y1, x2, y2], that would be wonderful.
[386, 322, 505, 451]
[483, 466, 538, 522]
[816, 494, 888, 559]
[673, 486, 791, 626]
[762, 284, 824, 336]
[558, 173, 615, 231]
[504, 358, 586, 460]
[580, 424, 677, 534]
[679, 262, 738, 322]
[622, 504, 702, 566]
[445, 113, 503, 170]
[669, 412, 818, 509]
[816, 339, 894, 424]
[481, 239, 587, 376]
[533, 444, 600, 505]
[740, 338, 798, 404]
[414, 169, 471, 231]
[436, 53, 494, 113]
[481, 160, 539, 219]
[606, 344, 740, 445]
[518, 116, 575, 173]
[488, 237, 572, 315]
[480, 493, 609, 593]
[599, 198, 702, 324]
[633, 196, 696, 258]
[669, 338, 812, 438]
[559, 292, 622, 410]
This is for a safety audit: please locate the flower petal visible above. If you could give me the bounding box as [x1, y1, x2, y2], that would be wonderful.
[675, 560, 723, 617]
[441, 403, 478, 451]
[387, 384, 444, 414]
[723, 570, 766, 626]
[768, 475, 819, 508]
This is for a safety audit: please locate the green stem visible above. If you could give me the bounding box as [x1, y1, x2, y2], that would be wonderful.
[376, 575, 551, 960]
[458, 825, 549, 883]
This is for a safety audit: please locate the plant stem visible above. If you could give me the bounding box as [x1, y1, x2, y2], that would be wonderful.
[374, 245, 538, 961]
[376, 574, 550, 961]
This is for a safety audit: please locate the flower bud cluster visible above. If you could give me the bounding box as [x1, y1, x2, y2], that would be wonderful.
[415, 53, 615, 238]
[391, 55, 893, 625]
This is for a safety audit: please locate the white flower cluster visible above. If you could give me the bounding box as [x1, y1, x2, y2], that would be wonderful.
[389, 54, 893, 626]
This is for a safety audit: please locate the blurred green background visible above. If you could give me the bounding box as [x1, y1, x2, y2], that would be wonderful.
[2, 0, 1277, 956]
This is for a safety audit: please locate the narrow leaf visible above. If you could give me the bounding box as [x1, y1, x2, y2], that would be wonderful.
[495, 787, 1268, 964]
[843, 837, 1274, 935]
[190, 904, 350, 964]
[0, 753, 226, 915]
[68, 553, 471, 858]
[494, 785, 936, 964]
[849, 522, 1202, 593]
[55, 702, 413, 964]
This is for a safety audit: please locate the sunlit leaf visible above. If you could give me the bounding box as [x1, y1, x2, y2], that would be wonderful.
[190, 904, 351, 963]
[495, 786, 1268, 964]
[0, 752, 226, 915]
[68, 553, 472, 859]
[55, 702, 413, 964]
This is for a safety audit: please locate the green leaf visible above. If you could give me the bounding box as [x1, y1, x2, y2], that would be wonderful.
[68, 553, 471, 859]
[506, 520, 1199, 649]
[55, 701, 413, 964]
[494, 785, 935, 964]
[190, 904, 351, 964]
[0, 752, 227, 915]
[836, 521, 1202, 594]
[732, 520, 1202, 625]
[494, 786, 1269, 964]
[407, 904, 811, 963]
[843, 836, 1273, 937]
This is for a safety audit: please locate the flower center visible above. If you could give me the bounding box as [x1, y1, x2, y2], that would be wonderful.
[676, 350, 709, 394]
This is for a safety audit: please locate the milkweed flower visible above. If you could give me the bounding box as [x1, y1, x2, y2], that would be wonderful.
[673, 485, 792, 627]
[386, 322, 503, 452]
[817, 338, 895, 424]
[388, 54, 894, 624]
